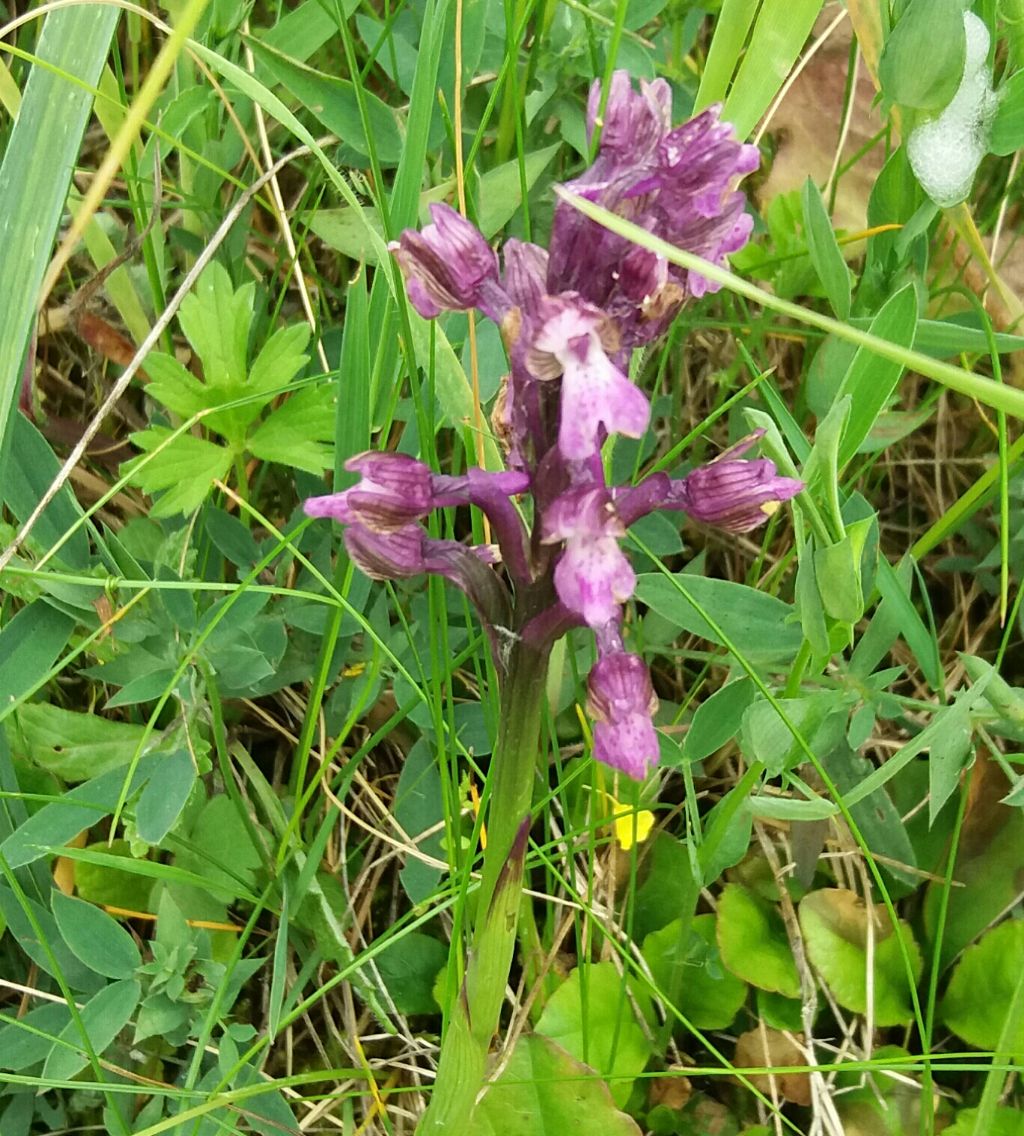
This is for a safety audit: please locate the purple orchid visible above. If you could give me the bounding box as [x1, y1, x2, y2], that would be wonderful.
[306, 72, 798, 781]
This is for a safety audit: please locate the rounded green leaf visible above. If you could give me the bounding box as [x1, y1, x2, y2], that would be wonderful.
[878, 0, 966, 111]
[716, 884, 800, 998]
[469, 1034, 642, 1135]
[643, 914, 747, 1030]
[941, 919, 1024, 1055]
[535, 962, 651, 1107]
[52, 891, 141, 979]
[799, 889, 922, 1027]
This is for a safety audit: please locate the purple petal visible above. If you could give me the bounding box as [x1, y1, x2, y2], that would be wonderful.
[529, 301, 650, 460]
[544, 487, 635, 628]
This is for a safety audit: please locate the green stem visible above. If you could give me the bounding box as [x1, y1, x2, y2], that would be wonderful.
[417, 634, 548, 1133]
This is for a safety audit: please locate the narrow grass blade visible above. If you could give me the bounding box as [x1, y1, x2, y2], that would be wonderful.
[695, 0, 760, 112]
[0, 5, 120, 460]
[723, 0, 824, 137]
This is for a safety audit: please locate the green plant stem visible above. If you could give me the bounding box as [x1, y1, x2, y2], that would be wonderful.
[417, 633, 548, 1133]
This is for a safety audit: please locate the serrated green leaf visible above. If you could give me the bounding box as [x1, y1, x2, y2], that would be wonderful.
[144, 352, 211, 419]
[126, 429, 232, 516]
[247, 386, 335, 474]
[51, 891, 141, 979]
[247, 322, 311, 397]
[177, 261, 253, 389]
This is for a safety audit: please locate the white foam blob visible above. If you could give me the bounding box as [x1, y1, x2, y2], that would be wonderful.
[908, 12, 997, 208]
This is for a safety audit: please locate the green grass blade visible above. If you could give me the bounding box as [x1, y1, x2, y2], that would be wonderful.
[695, 0, 760, 112]
[0, 5, 120, 460]
[722, 0, 824, 137]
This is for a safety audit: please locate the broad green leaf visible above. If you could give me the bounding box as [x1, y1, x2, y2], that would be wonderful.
[42, 978, 140, 1081]
[125, 430, 232, 517]
[374, 931, 448, 1016]
[394, 739, 445, 905]
[0, 602, 75, 722]
[835, 285, 918, 469]
[799, 888, 923, 1026]
[813, 532, 865, 624]
[716, 885, 800, 998]
[879, 0, 966, 111]
[643, 913, 747, 1029]
[535, 963, 651, 1107]
[681, 678, 756, 764]
[0, 887, 103, 993]
[635, 574, 801, 665]
[134, 749, 196, 845]
[51, 892, 141, 979]
[468, 1034, 642, 1135]
[992, 70, 1024, 155]
[249, 38, 403, 164]
[475, 145, 561, 238]
[75, 839, 156, 913]
[801, 179, 851, 321]
[6, 704, 151, 781]
[0, 5, 120, 460]
[942, 919, 1024, 1057]
[173, 795, 261, 902]
[739, 693, 839, 776]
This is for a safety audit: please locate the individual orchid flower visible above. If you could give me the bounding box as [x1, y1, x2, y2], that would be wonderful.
[587, 649, 661, 780]
[542, 486, 635, 629]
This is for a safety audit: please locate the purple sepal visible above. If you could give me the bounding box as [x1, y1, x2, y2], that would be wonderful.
[527, 297, 650, 461]
[344, 522, 427, 579]
[544, 487, 635, 628]
[587, 650, 660, 780]
[345, 523, 513, 639]
[667, 433, 803, 533]
[305, 454, 530, 578]
[305, 452, 438, 532]
[390, 203, 507, 321]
